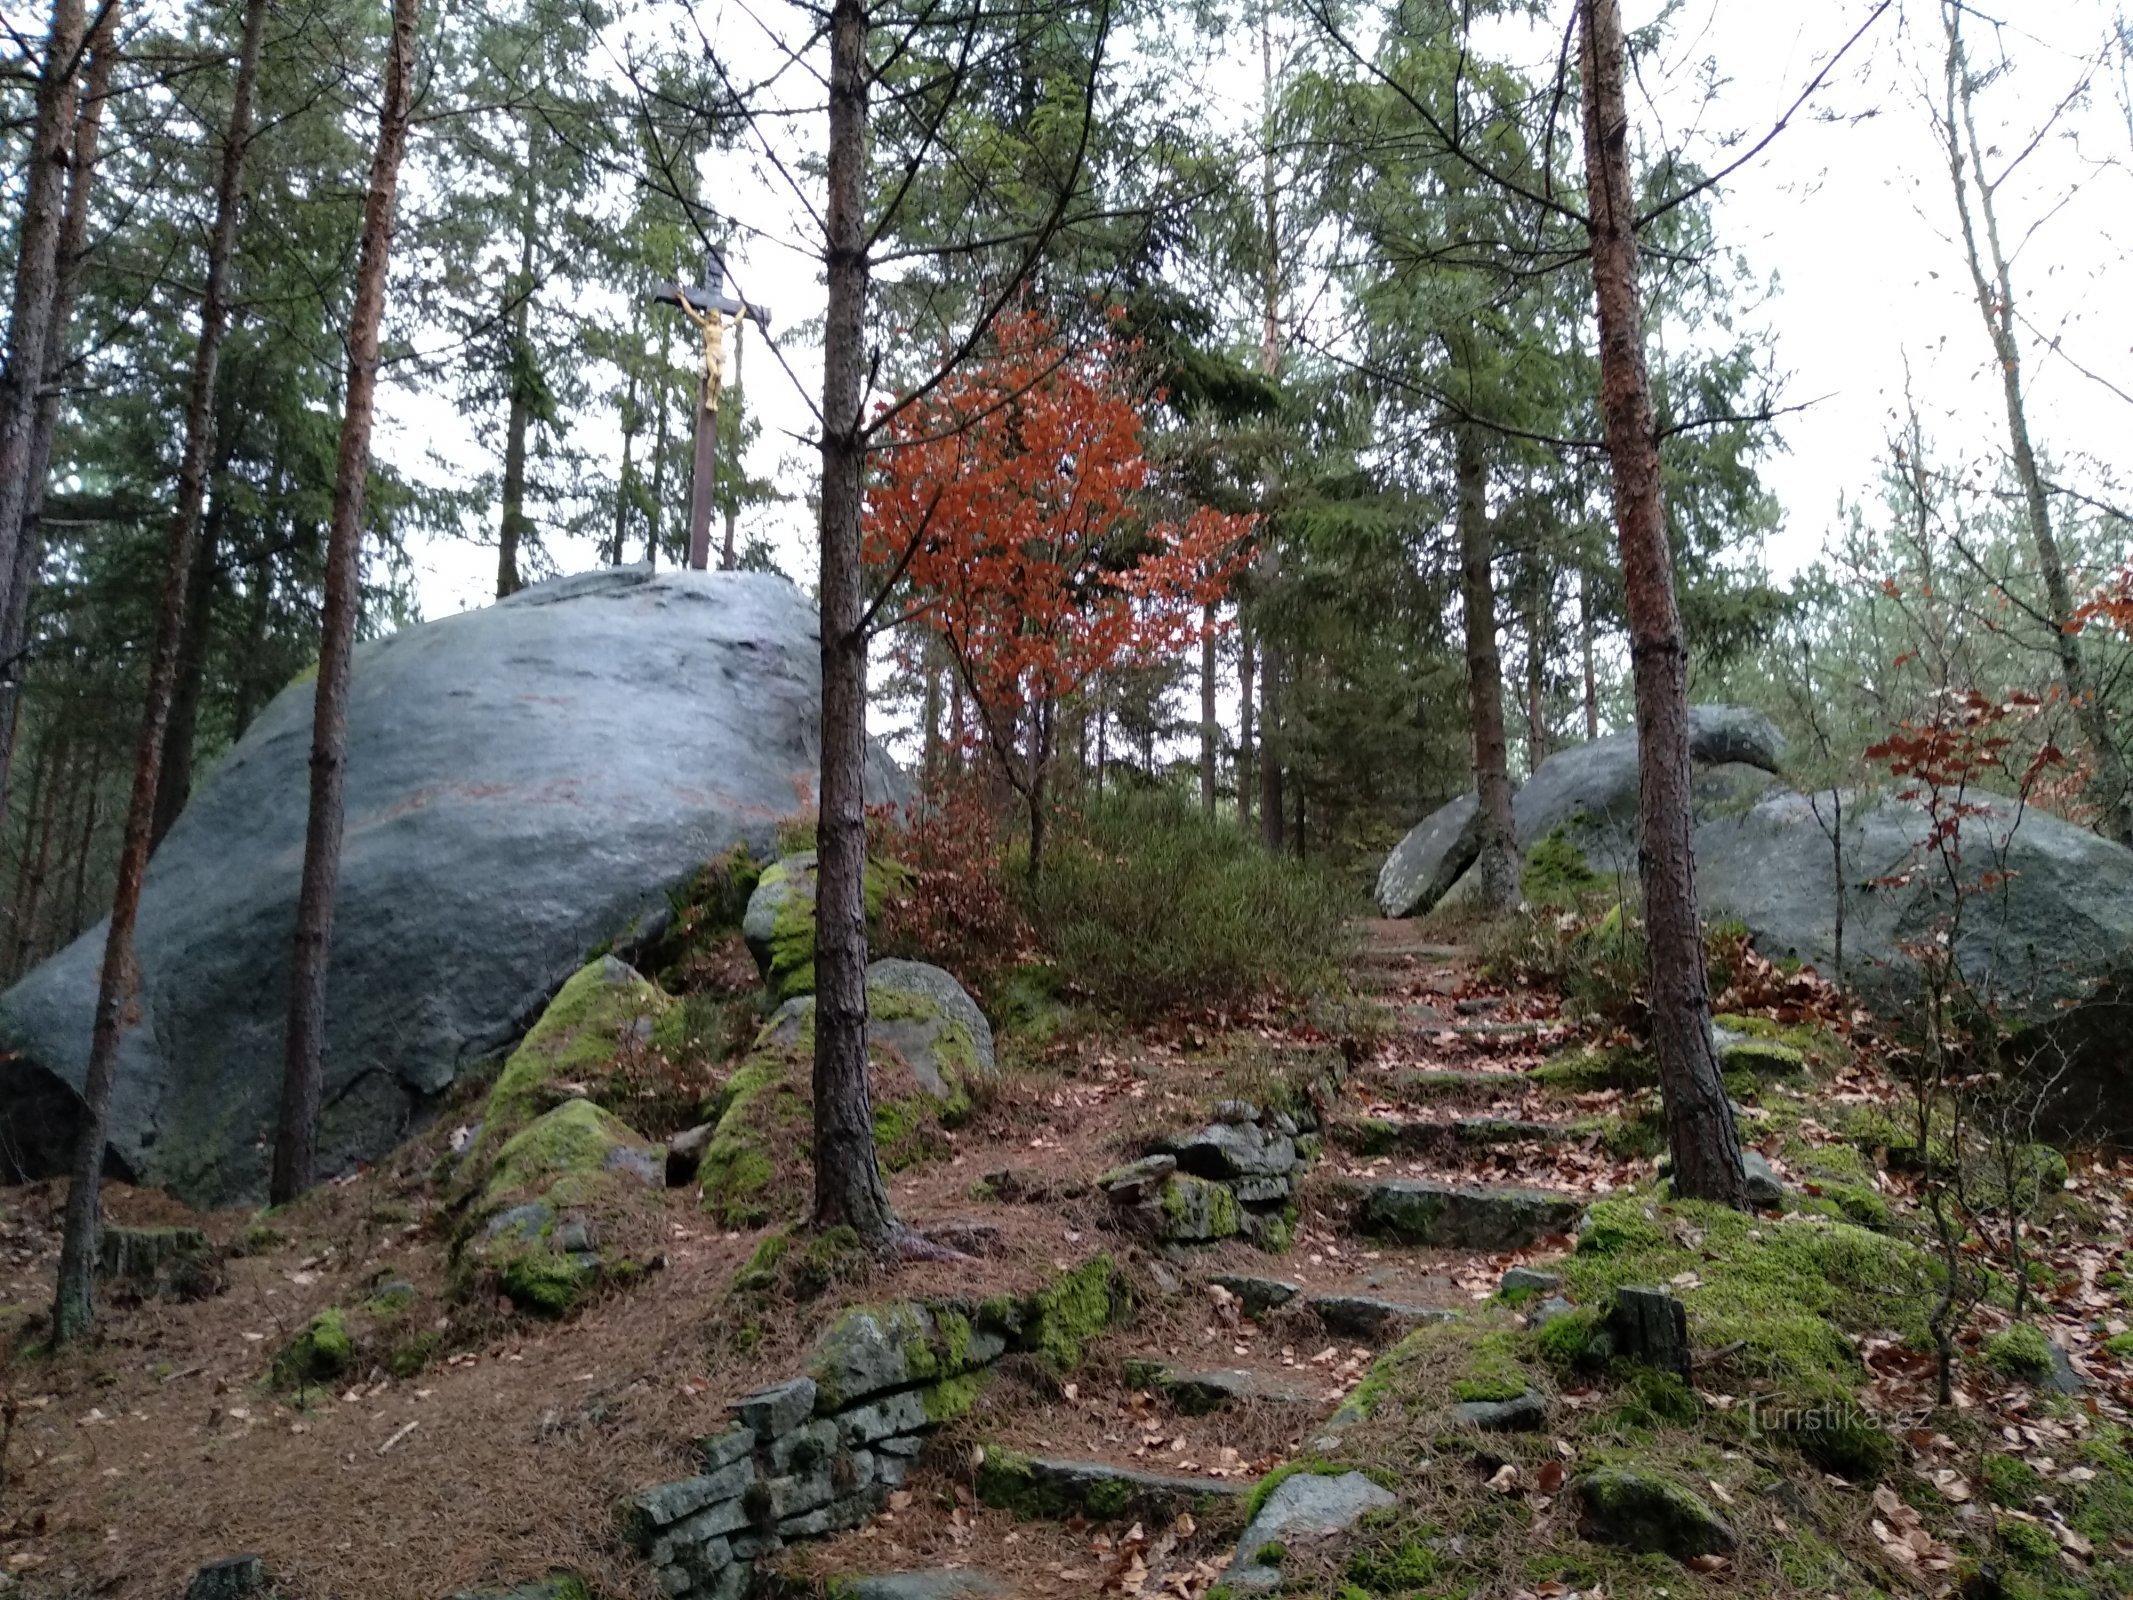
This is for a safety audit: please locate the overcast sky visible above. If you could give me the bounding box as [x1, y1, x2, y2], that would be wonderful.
[385, 0, 2131, 616]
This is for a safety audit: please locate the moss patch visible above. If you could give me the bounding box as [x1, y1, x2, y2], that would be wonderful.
[470, 958, 676, 1175]
[1983, 1322, 2054, 1382]
[1533, 1045, 1655, 1092]
[698, 1030, 956, 1229]
[272, 1309, 352, 1389]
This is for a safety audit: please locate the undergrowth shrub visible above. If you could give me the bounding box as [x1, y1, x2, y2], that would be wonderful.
[874, 791, 1028, 983]
[1023, 789, 1352, 1017]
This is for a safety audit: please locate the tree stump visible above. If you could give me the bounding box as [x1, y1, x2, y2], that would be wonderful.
[1608, 1286, 1691, 1379]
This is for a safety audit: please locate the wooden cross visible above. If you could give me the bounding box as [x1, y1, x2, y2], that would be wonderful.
[652, 250, 772, 571]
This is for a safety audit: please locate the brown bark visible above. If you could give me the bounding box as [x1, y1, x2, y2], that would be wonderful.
[1524, 568, 1547, 773]
[12, 738, 65, 975]
[1257, 629, 1284, 852]
[154, 448, 235, 847]
[0, 0, 106, 811]
[496, 126, 539, 600]
[1942, 5, 2133, 845]
[1457, 419, 1518, 910]
[1199, 604, 1218, 817]
[1580, 565, 1599, 740]
[1236, 622, 1255, 831]
[1578, 0, 1744, 1207]
[0, 0, 89, 675]
[1253, 0, 1285, 854]
[810, 0, 895, 1243]
[271, 0, 418, 1206]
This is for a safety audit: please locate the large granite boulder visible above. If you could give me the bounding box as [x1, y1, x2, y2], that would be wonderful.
[0, 568, 906, 1205]
[1697, 784, 2133, 1140]
[1378, 705, 1785, 916]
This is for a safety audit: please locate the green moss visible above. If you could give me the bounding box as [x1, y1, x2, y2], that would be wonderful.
[1344, 1531, 1438, 1591]
[485, 1099, 654, 1206]
[500, 1250, 592, 1315]
[1085, 1478, 1134, 1519]
[922, 1371, 986, 1425]
[1716, 1038, 1805, 1079]
[472, 960, 673, 1172]
[1535, 1306, 1606, 1373]
[1611, 1369, 1701, 1429]
[698, 1054, 804, 1228]
[1522, 829, 1602, 906]
[1025, 1256, 1123, 1372]
[1533, 1045, 1654, 1092]
[1448, 1331, 1528, 1403]
[733, 1230, 792, 1295]
[1984, 1453, 2045, 1507]
[1997, 1515, 2060, 1567]
[273, 1309, 353, 1389]
[387, 1329, 443, 1378]
[2104, 1331, 2133, 1357]
[1249, 1541, 1286, 1568]
[1984, 1323, 2055, 1381]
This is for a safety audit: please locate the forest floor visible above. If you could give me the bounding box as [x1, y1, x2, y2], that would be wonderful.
[0, 919, 2129, 1600]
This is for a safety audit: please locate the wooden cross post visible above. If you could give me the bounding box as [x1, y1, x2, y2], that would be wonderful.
[652, 250, 771, 571]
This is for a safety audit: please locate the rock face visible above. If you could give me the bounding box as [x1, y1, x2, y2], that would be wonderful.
[1378, 706, 2133, 1141]
[1377, 705, 1786, 916]
[0, 568, 905, 1205]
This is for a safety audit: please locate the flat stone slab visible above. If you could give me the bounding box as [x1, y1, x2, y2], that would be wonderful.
[1499, 1266, 1563, 1295]
[1223, 1470, 1399, 1593]
[1452, 1388, 1548, 1431]
[1130, 1364, 1323, 1415]
[1208, 1274, 1302, 1314]
[977, 1454, 1248, 1520]
[1308, 1294, 1454, 1340]
[1342, 1179, 1584, 1250]
[1336, 1115, 1566, 1156]
[835, 1574, 1009, 1600]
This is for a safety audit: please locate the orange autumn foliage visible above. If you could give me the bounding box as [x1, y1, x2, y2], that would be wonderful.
[864, 310, 1252, 756]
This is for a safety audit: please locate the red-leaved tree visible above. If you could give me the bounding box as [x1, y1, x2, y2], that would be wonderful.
[865, 310, 1250, 880]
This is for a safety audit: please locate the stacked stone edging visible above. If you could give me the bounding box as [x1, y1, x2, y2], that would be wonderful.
[621, 1263, 1123, 1596]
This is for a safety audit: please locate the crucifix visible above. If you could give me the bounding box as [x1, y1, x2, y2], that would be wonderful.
[652, 249, 771, 571]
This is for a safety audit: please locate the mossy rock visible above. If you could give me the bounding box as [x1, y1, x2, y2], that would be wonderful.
[1522, 829, 1603, 906]
[467, 957, 682, 1176]
[741, 853, 908, 1006]
[272, 1309, 353, 1389]
[1534, 1045, 1655, 1092]
[758, 959, 995, 1119]
[698, 1025, 961, 1229]
[456, 1099, 666, 1315]
[1715, 1037, 1804, 1080]
[1983, 1322, 2055, 1382]
[1572, 1467, 1736, 1559]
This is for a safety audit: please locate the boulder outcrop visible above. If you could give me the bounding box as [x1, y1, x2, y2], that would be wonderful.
[0, 567, 905, 1205]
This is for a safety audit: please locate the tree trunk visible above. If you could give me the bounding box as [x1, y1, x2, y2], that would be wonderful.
[229, 554, 274, 740]
[0, 0, 107, 810]
[497, 121, 539, 599]
[1457, 419, 1517, 911]
[52, 0, 270, 1341]
[271, 0, 419, 1206]
[811, 0, 895, 1244]
[0, 0, 89, 679]
[13, 737, 65, 975]
[154, 452, 235, 847]
[1578, 0, 1744, 1207]
[1524, 567, 1547, 773]
[1237, 620, 1255, 831]
[1199, 604, 1218, 816]
[1942, 5, 2133, 845]
[613, 339, 639, 565]
[65, 743, 102, 941]
[647, 321, 671, 568]
[721, 316, 743, 570]
[1580, 565, 1599, 740]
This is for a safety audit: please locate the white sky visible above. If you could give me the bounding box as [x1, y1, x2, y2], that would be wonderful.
[384, 0, 2132, 617]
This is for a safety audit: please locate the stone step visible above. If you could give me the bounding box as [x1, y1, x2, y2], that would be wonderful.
[1352, 941, 1467, 965]
[1123, 1359, 1329, 1415]
[1306, 1292, 1456, 1340]
[1397, 1014, 1567, 1042]
[1383, 1068, 1535, 1102]
[1330, 1113, 1572, 1157]
[1205, 1273, 1302, 1314]
[829, 1576, 1008, 1600]
[1328, 1176, 1586, 1250]
[974, 1451, 1249, 1521]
